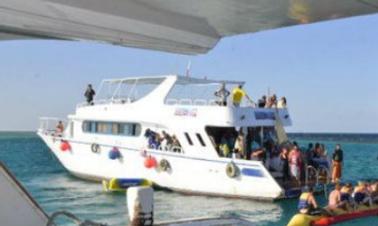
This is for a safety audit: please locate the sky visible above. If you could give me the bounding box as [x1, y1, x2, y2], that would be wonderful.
[0, 14, 377, 133]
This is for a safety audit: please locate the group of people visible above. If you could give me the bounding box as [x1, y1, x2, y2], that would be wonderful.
[144, 129, 181, 151]
[281, 143, 343, 186]
[214, 83, 287, 108]
[216, 127, 273, 162]
[298, 181, 378, 215]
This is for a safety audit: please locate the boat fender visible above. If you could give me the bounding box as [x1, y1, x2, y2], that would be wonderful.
[159, 159, 171, 172]
[91, 143, 101, 153]
[226, 162, 239, 178]
[60, 141, 71, 152]
[109, 147, 122, 160]
[144, 156, 157, 169]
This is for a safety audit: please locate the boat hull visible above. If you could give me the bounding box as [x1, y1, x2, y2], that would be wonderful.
[38, 133, 284, 200]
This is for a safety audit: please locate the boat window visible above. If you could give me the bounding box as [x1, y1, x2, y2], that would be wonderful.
[184, 132, 193, 145]
[82, 121, 141, 136]
[196, 133, 206, 147]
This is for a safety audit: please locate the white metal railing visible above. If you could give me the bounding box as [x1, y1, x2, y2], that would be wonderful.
[38, 117, 67, 135]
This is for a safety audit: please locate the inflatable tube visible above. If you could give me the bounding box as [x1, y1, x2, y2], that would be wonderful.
[226, 162, 239, 178]
[102, 178, 152, 192]
[91, 143, 100, 153]
[287, 204, 378, 226]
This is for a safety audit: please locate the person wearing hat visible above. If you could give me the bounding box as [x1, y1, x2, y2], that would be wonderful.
[298, 186, 318, 215]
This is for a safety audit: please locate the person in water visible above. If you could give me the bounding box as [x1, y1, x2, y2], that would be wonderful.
[332, 144, 343, 183]
[214, 82, 230, 106]
[84, 84, 96, 105]
[231, 84, 253, 107]
[298, 187, 319, 215]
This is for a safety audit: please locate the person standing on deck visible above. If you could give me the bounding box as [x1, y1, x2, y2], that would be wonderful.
[289, 145, 302, 186]
[55, 121, 64, 136]
[331, 144, 343, 183]
[214, 82, 230, 106]
[231, 84, 253, 107]
[84, 84, 96, 105]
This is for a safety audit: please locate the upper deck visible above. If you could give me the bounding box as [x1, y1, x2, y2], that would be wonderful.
[75, 75, 292, 128]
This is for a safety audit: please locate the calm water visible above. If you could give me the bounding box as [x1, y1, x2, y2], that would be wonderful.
[0, 132, 377, 226]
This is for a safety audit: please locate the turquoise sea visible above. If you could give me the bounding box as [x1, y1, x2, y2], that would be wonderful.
[0, 132, 377, 226]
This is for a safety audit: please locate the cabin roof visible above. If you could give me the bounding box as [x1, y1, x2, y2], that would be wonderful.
[101, 75, 245, 85]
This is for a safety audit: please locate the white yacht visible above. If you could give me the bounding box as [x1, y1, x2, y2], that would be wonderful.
[38, 75, 294, 200]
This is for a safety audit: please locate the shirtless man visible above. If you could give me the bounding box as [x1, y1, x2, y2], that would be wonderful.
[328, 184, 345, 211]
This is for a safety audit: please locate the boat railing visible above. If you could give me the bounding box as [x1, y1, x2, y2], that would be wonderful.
[305, 165, 318, 186]
[76, 97, 135, 108]
[38, 117, 67, 136]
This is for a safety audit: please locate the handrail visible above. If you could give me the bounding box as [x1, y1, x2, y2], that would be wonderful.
[318, 165, 331, 185]
[305, 165, 318, 186]
[47, 211, 107, 226]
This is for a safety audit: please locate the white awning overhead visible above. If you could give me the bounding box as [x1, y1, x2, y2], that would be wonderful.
[1, 0, 378, 54]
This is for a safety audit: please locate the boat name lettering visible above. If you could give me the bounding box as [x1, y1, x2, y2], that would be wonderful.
[174, 108, 197, 117]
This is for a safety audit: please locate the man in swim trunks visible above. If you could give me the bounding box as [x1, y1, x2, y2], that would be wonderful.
[328, 183, 346, 211]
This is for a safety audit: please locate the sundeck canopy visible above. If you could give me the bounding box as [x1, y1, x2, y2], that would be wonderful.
[1, 0, 378, 54]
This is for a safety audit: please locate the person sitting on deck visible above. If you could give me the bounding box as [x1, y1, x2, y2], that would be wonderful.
[55, 121, 64, 136]
[231, 84, 253, 107]
[298, 187, 319, 215]
[214, 82, 230, 106]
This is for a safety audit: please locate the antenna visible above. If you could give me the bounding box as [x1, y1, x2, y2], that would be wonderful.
[186, 60, 192, 77]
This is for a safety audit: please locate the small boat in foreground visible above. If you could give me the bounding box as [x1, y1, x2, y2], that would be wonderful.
[287, 204, 378, 226]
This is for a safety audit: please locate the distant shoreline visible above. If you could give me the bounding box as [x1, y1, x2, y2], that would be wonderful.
[0, 131, 377, 135]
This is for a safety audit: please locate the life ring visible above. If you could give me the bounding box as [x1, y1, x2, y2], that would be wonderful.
[226, 162, 239, 178]
[159, 159, 171, 172]
[91, 143, 101, 153]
